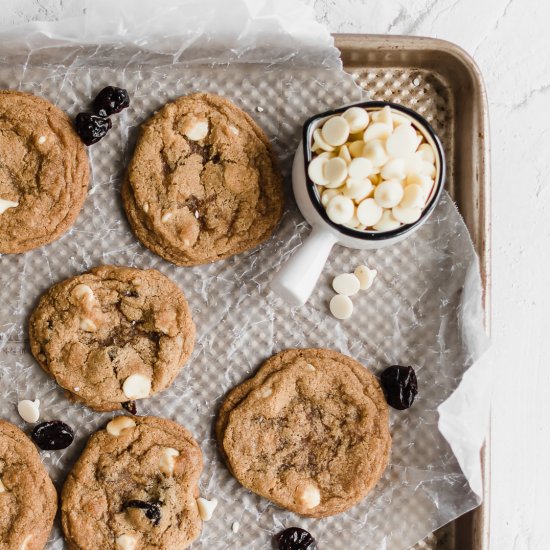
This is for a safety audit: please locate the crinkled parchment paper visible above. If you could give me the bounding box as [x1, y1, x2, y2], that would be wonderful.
[0, 1, 490, 548]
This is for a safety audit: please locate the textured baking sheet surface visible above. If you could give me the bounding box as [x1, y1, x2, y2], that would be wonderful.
[0, 50, 483, 549]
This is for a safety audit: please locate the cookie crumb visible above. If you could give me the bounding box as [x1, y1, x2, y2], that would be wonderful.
[231, 521, 240, 533]
[256, 106, 264, 112]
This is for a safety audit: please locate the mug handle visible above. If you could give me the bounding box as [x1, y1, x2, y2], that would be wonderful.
[270, 226, 337, 306]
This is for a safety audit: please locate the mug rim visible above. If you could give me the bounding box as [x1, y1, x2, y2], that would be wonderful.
[302, 100, 446, 241]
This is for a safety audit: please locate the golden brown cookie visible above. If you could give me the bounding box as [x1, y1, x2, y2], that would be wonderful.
[122, 92, 283, 265]
[216, 348, 391, 518]
[0, 419, 57, 549]
[29, 265, 195, 412]
[0, 90, 89, 254]
[61, 416, 203, 550]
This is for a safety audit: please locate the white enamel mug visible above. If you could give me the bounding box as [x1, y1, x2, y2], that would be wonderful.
[270, 101, 446, 306]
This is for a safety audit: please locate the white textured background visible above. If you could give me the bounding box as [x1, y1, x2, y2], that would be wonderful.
[0, 1, 547, 549]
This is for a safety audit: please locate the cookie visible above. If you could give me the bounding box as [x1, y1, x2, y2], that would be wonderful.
[0, 90, 89, 254]
[61, 416, 203, 550]
[122, 92, 283, 266]
[216, 348, 391, 518]
[29, 265, 195, 412]
[0, 419, 57, 549]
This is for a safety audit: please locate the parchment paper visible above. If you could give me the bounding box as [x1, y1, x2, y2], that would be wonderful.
[0, 1, 491, 548]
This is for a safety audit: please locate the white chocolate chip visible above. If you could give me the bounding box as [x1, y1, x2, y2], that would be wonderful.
[374, 180, 404, 208]
[342, 178, 373, 202]
[307, 156, 329, 186]
[317, 151, 335, 159]
[363, 122, 391, 142]
[321, 116, 350, 147]
[37, 135, 47, 144]
[305, 363, 316, 372]
[373, 210, 401, 231]
[313, 128, 335, 152]
[295, 483, 321, 509]
[329, 294, 353, 320]
[122, 374, 151, 400]
[392, 205, 423, 224]
[338, 144, 352, 164]
[229, 125, 239, 135]
[362, 139, 388, 167]
[161, 212, 173, 223]
[116, 534, 137, 550]
[332, 273, 360, 296]
[386, 124, 420, 158]
[159, 447, 180, 475]
[347, 157, 373, 180]
[320, 188, 340, 207]
[143, 202, 149, 213]
[381, 158, 406, 180]
[419, 160, 436, 178]
[0, 199, 19, 215]
[79, 318, 97, 332]
[17, 399, 40, 423]
[400, 184, 426, 209]
[0, 479, 5, 493]
[185, 120, 209, 141]
[325, 195, 354, 225]
[342, 107, 369, 133]
[404, 152, 423, 177]
[371, 106, 393, 126]
[71, 284, 95, 307]
[323, 157, 348, 187]
[260, 387, 273, 398]
[194, 210, 200, 219]
[106, 416, 136, 436]
[348, 140, 365, 158]
[182, 238, 191, 247]
[392, 113, 412, 127]
[356, 198, 383, 227]
[20, 535, 32, 550]
[196, 497, 218, 521]
[354, 265, 377, 290]
[232, 521, 240, 533]
[417, 142, 436, 163]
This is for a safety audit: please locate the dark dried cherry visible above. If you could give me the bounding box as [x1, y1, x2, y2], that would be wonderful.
[122, 401, 137, 415]
[380, 365, 418, 410]
[275, 527, 317, 550]
[93, 86, 130, 117]
[75, 112, 112, 146]
[31, 420, 74, 450]
[124, 500, 161, 526]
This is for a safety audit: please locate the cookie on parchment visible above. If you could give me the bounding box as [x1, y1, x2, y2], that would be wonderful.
[216, 348, 391, 518]
[122, 92, 283, 266]
[61, 416, 203, 550]
[29, 265, 195, 412]
[0, 90, 89, 254]
[0, 419, 57, 549]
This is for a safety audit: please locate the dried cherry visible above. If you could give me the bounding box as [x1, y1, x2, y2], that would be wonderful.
[380, 365, 418, 410]
[275, 527, 317, 550]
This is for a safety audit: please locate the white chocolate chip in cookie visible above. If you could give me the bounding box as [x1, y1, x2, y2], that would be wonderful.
[0, 479, 5, 493]
[20, 535, 32, 550]
[37, 135, 47, 145]
[71, 284, 96, 307]
[0, 199, 19, 215]
[305, 363, 316, 372]
[184, 119, 209, 141]
[143, 202, 149, 213]
[17, 399, 40, 423]
[196, 497, 218, 521]
[295, 483, 321, 509]
[161, 211, 173, 223]
[116, 534, 137, 550]
[260, 387, 273, 398]
[159, 447, 180, 475]
[79, 318, 97, 332]
[107, 416, 136, 436]
[229, 125, 239, 135]
[122, 374, 151, 400]
[354, 265, 377, 290]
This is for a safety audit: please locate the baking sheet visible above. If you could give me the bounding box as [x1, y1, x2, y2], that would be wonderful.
[0, 3, 490, 549]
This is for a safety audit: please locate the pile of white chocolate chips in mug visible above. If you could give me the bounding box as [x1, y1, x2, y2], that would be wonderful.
[307, 106, 438, 231]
